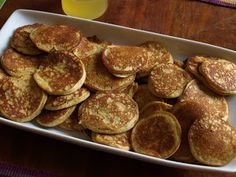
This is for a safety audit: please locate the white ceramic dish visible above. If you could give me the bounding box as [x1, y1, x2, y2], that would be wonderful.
[0, 9, 236, 173]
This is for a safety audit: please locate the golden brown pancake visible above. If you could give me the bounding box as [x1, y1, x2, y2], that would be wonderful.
[0, 76, 47, 122]
[59, 106, 83, 131]
[91, 131, 131, 150]
[10, 24, 43, 55]
[131, 111, 181, 158]
[81, 54, 135, 92]
[102, 45, 148, 77]
[148, 63, 192, 98]
[199, 59, 236, 95]
[139, 101, 172, 119]
[185, 56, 216, 79]
[188, 117, 236, 166]
[79, 92, 139, 134]
[1, 48, 41, 77]
[137, 41, 173, 77]
[45, 87, 90, 110]
[34, 51, 86, 95]
[133, 84, 163, 109]
[30, 24, 81, 52]
[36, 106, 76, 127]
[73, 36, 109, 59]
[171, 101, 212, 162]
[179, 79, 228, 121]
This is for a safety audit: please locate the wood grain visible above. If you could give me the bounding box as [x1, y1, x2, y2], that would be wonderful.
[0, 0, 236, 176]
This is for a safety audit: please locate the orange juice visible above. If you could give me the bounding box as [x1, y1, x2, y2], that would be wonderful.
[61, 0, 108, 19]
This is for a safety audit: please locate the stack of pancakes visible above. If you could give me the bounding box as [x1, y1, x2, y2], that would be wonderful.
[1, 23, 236, 167]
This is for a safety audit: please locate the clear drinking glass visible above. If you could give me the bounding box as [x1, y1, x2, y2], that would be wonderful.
[61, 0, 108, 19]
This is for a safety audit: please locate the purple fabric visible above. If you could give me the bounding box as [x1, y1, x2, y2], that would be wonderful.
[0, 162, 62, 177]
[200, 0, 236, 8]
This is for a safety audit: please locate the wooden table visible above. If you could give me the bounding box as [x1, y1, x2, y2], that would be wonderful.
[0, 0, 236, 176]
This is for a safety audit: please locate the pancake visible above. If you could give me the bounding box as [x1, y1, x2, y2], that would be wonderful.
[179, 79, 228, 121]
[171, 101, 212, 162]
[45, 87, 90, 110]
[91, 131, 131, 150]
[34, 51, 86, 95]
[30, 24, 81, 52]
[1, 48, 41, 77]
[188, 117, 236, 166]
[81, 54, 135, 92]
[133, 84, 163, 109]
[36, 106, 76, 127]
[73, 36, 109, 59]
[79, 92, 139, 134]
[10, 24, 43, 55]
[0, 76, 47, 122]
[185, 56, 216, 79]
[199, 59, 236, 95]
[137, 41, 173, 77]
[139, 101, 172, 119]
[131, 111, 181, 158]
[102, 45, 148, 77]
[59, 106, 83, 131]
[148, 63, 192, 98]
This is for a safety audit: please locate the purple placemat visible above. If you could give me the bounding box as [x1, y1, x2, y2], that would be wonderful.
[200, 0, 236, 8]
[0, 162, 62, 177]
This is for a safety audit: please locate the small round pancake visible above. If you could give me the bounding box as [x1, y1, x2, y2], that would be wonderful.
[91, 131, 131, 151]
[73, 36, 109, 59]
[45, 87, 90, 110]
[188, 117, 236, 166]
[30, 24, 81, 52]
[148, 63, 192, 98]
[0, 77, 47, 122]
[137, 41, 173, 77]
[34, 51, 86, 95]
[79, 92, 139, 134]
[179, 79, 228, 121]
[139, 101, 172, 119]
[171, 101, 212, 162]
[59, 106, 83, 131]
[1, 48, 41, 77]
[131, 111, 181, 158]
[102, 45, 148, 77]
[10, 24, 43, 55]
[133, 84, 164, 109]
[186, 56, 216, 78]
[36, 106, 76, 127]
[81, 54, 135, 92]
[199, 59, 236, 95]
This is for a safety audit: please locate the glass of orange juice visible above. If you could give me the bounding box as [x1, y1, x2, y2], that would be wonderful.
[61, 0, 108, 19]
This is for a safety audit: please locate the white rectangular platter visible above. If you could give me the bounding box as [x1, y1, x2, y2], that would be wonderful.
[0, 9, 236, 173]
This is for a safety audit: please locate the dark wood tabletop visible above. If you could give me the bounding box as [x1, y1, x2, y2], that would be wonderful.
[0, 0, 236, 176]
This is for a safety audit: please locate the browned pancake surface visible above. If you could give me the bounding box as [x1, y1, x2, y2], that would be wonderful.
[179, 79, 228, 120]
[79, 92, 139, 134]
[189, 117, 236, 166]
[34, 51, 85, 95]
[148, 63, 192, 98]
[1, 48, 41, 77]
[30, 24, 81, 52]
[131, 111, 181, 158]
[10, 24, 43, 55]
[102, 45, 148, 77]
